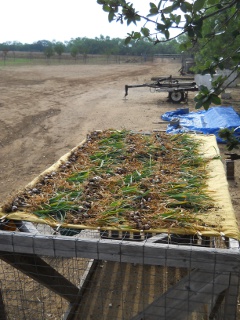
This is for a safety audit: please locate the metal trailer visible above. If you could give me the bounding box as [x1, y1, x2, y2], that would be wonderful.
[124, 75, 198, 103]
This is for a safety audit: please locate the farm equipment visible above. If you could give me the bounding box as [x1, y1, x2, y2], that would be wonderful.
[124, 75, 198, 103]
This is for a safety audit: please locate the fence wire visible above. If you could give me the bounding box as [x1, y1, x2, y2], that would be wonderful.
[0, 226, 239, 320]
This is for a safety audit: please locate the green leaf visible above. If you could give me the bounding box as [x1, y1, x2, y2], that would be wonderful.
[210, 94, 221, 105]
[181, 2, 192, 13]
[211, 75, 225, 88]
[180, 2, 187, 13]
[150, 2, 157, 9]
[132, 32, 141, 40]
[172, 1, 180, 11]
[232, 30, 240, 38]
[232, 54, 240, 63]
[164, 29, 170, 39]
[103, 4, 110, 12]
[108, 10, 115, 22]
[67, 170, 90, 183]
[185, 2, 193, 11]
[164, 18, 172, 28]
[179, 40, 192, 51]
[124, 37, 132, 45]
[193, 0, 205, 12]
[201, 65, 216, 75]
[184, 14, 192, 25]
[162, 5, 173, 14]
[149, 2, 158, 15]
[202, 99, 211, 110]
[199, 85, 210, 95]
[141, 27, 150, 37]
[156, 23, 165, 31]
[195, 101, 203, 109]
[175, 15, 181, 25]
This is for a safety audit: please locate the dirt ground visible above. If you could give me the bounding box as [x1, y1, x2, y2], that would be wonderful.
[0, 60, 169, 199]
[0, 58, 239, 222]
[0, 58, 185, 203]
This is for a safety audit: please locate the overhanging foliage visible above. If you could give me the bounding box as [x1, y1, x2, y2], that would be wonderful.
[97, 0, 240, 109]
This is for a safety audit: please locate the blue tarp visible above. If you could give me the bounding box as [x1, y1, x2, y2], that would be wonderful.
[161, 106, 240, 143]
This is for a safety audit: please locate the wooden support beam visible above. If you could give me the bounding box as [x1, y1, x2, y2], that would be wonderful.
[131, 270, 230, 320]
[0, 231, 240, 273]
[144, 233, 168, 243]
[15, 221, 40, 234]
[0, 252, 79, 303]
[63, 259, 99, 320]
[209, 289, 227, 319]
[223, 273, 239, 320]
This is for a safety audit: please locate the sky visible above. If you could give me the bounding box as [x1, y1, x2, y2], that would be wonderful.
[0, 0, 159, 44]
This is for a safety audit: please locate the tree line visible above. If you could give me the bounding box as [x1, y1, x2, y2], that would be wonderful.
[0, 35, 181, 58]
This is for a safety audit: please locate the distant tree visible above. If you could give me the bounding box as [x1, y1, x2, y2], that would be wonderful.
[54, 42, 65, 61]
[7, 41, 24, 51]
[34, 40, 52, 52]
[0, 35, 180, 57]
[70, 46, 79, 60]
[44, 45, 55, 60]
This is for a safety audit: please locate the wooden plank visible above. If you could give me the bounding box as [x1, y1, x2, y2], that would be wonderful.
[63, 259, 98, 320]
[0, 231, 240, 273]
[15, 221, 40, 234]
[209, 289, 227, 319]
[223, 273, 239, 320]
[144, 234, 168, 243]
[131, 270, 230, 320]
[0, 252, 79, 303]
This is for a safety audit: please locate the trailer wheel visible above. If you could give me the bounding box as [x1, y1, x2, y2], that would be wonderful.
[169, 91, 185, 103]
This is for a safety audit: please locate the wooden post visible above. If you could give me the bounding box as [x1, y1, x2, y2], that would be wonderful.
[223, 272, 239, 320]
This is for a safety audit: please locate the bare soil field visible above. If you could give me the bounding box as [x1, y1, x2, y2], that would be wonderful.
[0, 58, 240, 318]
[0, 58, 184, 203]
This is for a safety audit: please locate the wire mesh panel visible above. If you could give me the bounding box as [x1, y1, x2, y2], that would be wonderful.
[0, 229, 239, 320]
[0, 254, 90, 320]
